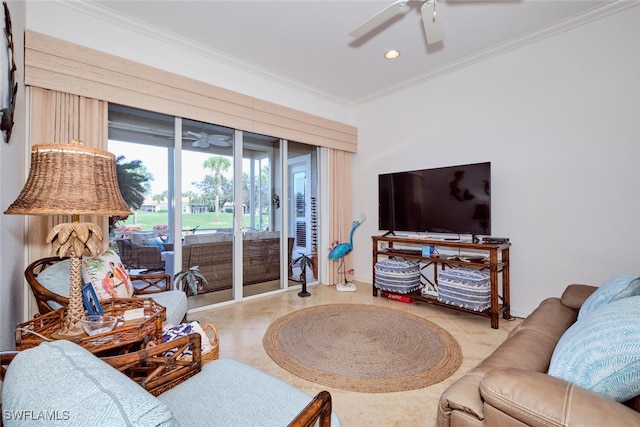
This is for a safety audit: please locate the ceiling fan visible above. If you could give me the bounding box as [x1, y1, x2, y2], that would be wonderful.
[183, 130, 232, 148]
[349, 0, 444, 45]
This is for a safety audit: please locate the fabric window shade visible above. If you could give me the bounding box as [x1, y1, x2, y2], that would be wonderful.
[24, 31, 357, 153]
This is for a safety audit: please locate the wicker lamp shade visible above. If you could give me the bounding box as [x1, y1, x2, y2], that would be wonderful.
[4, 141, 131, 216]
[4, 140, 131, 336]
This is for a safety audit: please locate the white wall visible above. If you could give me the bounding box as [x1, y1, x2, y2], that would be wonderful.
[351, 5, 640, 317]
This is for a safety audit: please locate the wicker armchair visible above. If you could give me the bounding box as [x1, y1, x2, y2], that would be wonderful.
[25, 257, 186, 324]
[116, 238, 167, 272]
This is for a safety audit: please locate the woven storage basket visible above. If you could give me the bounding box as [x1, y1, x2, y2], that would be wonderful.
[158, 321, 219, 364]
[200, 323, 219, 364]
[374, 259, 421, 294]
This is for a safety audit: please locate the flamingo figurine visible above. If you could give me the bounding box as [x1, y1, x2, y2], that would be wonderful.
[328, 214, 366, 291]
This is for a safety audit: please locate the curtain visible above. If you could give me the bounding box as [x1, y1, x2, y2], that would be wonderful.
[27, 87, 109, 263]
[327, 149, 353, 286]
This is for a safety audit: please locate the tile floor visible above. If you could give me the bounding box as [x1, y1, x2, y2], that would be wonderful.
[190, 282, 522, 427]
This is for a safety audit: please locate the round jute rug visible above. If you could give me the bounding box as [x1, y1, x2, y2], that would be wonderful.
[263, 304, 462, 393]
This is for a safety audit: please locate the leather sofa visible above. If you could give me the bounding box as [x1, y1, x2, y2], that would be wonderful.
[437, 284, 640, 426]
[181, 232, 294, 293]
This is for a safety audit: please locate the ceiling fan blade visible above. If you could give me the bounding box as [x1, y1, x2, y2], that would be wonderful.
[205, 135, 231, 147]
[421, 0, 444, 45]
[192, 140, 209, 148]
[349, 0, 408, 39]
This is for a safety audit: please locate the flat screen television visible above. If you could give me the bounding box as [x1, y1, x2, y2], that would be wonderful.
[378, 162, 491, 236]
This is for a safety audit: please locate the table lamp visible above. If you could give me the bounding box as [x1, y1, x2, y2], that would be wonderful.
[4, 139, 131, 336]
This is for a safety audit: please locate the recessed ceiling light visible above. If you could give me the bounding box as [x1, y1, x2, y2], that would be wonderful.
[384, 49, 400, 60]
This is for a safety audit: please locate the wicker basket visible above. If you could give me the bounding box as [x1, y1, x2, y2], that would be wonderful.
[154, 321, 219, 364]
[200, 323, 219, 364]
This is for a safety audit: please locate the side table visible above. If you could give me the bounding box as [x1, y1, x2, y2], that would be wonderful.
[15, 298, 166, 354]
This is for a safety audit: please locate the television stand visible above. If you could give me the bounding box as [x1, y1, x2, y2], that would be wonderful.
[372, 235, 511, 329]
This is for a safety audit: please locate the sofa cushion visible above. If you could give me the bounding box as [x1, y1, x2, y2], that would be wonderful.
[143, 237, 166, 249]
[549, 296, 640, 402]
[184, 233, 232, 245]
[141, 291, 188, 325]
[82, 250, 134, 299]
[158, 359, 341, 426]
[578, 276, 640, 318]
[36, 258, 72, 309]
[2, 340, 176, 426]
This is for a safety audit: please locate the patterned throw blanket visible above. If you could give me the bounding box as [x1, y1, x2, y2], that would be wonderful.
[162, 321, 214, 358]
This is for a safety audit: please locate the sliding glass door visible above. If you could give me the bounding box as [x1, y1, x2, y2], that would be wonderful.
[241, 132, 286, 298]
[179, 119, 236, 307]
[107, 103, 319, 310]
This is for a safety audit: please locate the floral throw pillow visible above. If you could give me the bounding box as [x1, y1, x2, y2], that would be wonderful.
[82, 249, 133, 300]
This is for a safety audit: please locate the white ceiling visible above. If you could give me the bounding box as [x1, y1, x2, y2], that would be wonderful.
[88, 0, 626, 106]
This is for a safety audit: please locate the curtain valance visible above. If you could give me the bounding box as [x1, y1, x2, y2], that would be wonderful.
[24, 31, 357, 153]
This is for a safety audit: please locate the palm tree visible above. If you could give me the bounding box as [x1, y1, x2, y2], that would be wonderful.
[115, 156, 153, 210]
[109, 156, 153, 235]
[152, 191, 167, 204]
[203, 156, 231, 222]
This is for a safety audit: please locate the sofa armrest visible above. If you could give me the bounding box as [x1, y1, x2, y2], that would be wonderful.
[102, 333, 202, 396]
[437, 373, 486, 425]
[288, 390, 333, 427]
[480, 368, 640, 426]
[560, 284, 597, 310]
[131, 272, 172, 294]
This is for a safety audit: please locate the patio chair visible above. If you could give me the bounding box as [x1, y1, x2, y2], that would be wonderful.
[116, 238, 166, 272]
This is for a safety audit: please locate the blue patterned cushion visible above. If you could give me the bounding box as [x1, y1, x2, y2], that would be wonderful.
[437, 267, 490, 312]
[374, 259, 421, 294]
[143, 237, 166, 249]
[549, 296, 640, 402]
[579, 275, 640, 318]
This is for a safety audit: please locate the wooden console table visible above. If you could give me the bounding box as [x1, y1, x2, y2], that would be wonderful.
[15, 298, 165, 354]
[372, 235, 511, 328]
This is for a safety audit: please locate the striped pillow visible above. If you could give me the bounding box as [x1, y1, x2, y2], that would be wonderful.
[437, 267, 490, 312]
[549, 296, 640, 402]
[374, 259, 421, 294]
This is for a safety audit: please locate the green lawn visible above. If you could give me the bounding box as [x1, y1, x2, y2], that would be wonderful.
[117, 211, 260, 232]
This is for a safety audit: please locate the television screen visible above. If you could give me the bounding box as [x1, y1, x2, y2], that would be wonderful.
[378, 162, 491, 235]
